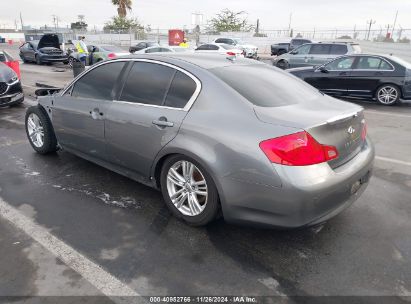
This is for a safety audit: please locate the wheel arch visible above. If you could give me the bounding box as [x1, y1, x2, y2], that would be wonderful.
[374, 82, 402, 98]
[151, 148, 225, 206]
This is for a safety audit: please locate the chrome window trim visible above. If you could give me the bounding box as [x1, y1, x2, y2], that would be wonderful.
[60, 58, 202, 112]
[318, 55, 396, 72]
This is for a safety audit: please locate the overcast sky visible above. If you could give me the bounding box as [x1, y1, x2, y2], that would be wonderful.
[0, 0, 410, 31]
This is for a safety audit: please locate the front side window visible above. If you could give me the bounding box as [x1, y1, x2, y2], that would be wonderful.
[310, 44, 331, 55]
[293, 44, 311, 55]
[71, 61, 126, 100]
[120, 62, 175, 106]
[325, 57, 355, 70]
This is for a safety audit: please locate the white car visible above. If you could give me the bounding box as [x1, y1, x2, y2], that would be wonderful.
[213, 38, 258, 59]
[133, 46, 191, 54]
[194, 43, 244, 57]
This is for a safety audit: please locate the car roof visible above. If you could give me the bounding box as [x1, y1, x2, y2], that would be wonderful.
[113, 53, 263, 70]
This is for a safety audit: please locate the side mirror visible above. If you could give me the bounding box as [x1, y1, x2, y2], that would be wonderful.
[290, 50, 298, 55]
[319, 66, 329, 73]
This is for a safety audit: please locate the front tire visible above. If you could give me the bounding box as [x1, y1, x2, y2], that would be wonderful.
[376, 85, 400, 105]
[160, 155, 220, 226]
[276, 59, 289, 70]
[25, 106, 58, 154]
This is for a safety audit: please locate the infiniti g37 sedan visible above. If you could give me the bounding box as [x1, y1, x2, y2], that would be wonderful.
[25, 54, 374, 228]
[288, 54, 411, 106]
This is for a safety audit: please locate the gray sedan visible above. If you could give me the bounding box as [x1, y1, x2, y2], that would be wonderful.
[25, 54, 374, 228]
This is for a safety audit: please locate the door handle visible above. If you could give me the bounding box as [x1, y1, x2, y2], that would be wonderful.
[89, 108, 103, 119]
[152, 119, 174, 128]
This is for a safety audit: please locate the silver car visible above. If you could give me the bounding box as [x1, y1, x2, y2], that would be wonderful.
[25, 54, 374, 228]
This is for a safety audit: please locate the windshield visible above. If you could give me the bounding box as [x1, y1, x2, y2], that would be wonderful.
[101, 46, 125, 52]
[211, 64, 322, 107]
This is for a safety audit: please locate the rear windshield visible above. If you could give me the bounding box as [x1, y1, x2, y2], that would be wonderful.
[211, 64, 322, 107]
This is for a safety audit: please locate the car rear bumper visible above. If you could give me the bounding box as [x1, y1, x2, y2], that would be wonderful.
[220, 138, 375, 229]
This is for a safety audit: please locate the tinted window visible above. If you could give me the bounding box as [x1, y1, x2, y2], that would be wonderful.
[293, 44, 311, 55]
[0, 53, 5, 62]
[310, 44, 331, 54]
[145, 47, 161, 53]
[72, 61, 126, 100]
[355, 57, 394, 70]
[120, 62, 175, 105]
[330, 44, 348, 55]
[164, 71, 197, 108]
[211, 65, 321, 107]
[196, 45, 209, 50]
[159, 47, 172, 53]
[215, 38, 233, 45]
[209, 45, 219, 50]
[325, 57, 355, 70]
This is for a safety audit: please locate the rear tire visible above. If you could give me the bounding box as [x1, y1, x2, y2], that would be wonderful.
[160, 155, 220, 226]
[376, 84, 400, 106]
[25, 106, 58, 154]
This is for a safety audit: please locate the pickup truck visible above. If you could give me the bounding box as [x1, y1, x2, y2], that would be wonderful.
[271, 38, 312, 56]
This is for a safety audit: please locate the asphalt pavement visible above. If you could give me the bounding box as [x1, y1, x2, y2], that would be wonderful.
[0, 45, 411, 303]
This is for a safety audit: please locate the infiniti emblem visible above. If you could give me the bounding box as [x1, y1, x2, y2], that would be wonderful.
[347, 126, 355, 134]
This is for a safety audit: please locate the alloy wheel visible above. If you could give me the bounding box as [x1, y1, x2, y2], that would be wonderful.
[377, 86, 398, 105]
[27, 113, 44, 148]
[166, 160, 208, 216]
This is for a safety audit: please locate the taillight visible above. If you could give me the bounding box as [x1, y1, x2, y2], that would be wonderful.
[361, 120, 367, 141]
[108, 53, 116, 59]
[259, 131, 339, 166]
[226, 51, 236, 56]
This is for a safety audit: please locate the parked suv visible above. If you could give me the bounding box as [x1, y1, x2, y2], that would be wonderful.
[273, 42, 361, 69]
[271, 38, 312, 56]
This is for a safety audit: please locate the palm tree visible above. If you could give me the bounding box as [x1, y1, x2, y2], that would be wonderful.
[112, 0, 132, 18]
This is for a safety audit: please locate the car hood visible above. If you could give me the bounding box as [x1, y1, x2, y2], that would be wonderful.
[38, 34, 60, 50]
[0, 63, 16, 82]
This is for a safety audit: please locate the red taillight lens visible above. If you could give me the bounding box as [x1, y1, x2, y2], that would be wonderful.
[361, 120, 367, 141]
[259, 131, 339, 166]
[226, 51, 236, 56]
[108, 53, 116, 59]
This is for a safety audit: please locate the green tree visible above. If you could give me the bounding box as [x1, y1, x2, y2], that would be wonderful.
[104, 16, 143, 31]
[112, 0, 133, 18]
[209, 9, 254, 33]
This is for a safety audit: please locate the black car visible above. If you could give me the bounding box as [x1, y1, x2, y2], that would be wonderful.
[0, 63, 24, 107]
[271, 38, 312, 56]
[288, 54, 411, 106]
[129, 41, 160, 53]
[19, 34, 68, 65]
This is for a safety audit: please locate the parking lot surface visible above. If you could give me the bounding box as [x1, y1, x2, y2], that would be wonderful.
[1, 45, 411, 302]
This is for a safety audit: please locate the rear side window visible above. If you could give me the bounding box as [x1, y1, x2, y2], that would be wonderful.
[209, 45, 219, 50]
[355, 57, 394, 70]
[196, 45, 209, 50]
[330, 44, 348, 54]
[71, 61, 126, 100]
[120, 62, 175, 105]
[310, 44, 331, 54]
[211, 65, 321, 107]
[164, 71, 197, 108]
[145, 47, 160, 53]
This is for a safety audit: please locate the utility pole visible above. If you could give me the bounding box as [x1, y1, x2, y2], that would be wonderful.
[20, 12, 24, 30]
[392, 10, 398, 40]
[288, 13, 293, 37]
[366, 19, 376, 40]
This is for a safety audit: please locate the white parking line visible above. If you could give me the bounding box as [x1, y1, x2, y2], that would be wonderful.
[0, 197, 140, 300]
[376, 156, 411, 167]
[365, 110, 411, 119]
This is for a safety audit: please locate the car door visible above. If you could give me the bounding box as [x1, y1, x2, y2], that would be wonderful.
[52, 61, 127, 160]
[105, 60, 199, 180]
[288, 44, 312, 68]
[24, 43, 36, 61]
[346, 56, 395, 98]
[305, 56, 355, 95]
[309, 44, 332, 67]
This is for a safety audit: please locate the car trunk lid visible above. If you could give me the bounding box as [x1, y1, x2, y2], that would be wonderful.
[254, 97, 365, 169]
